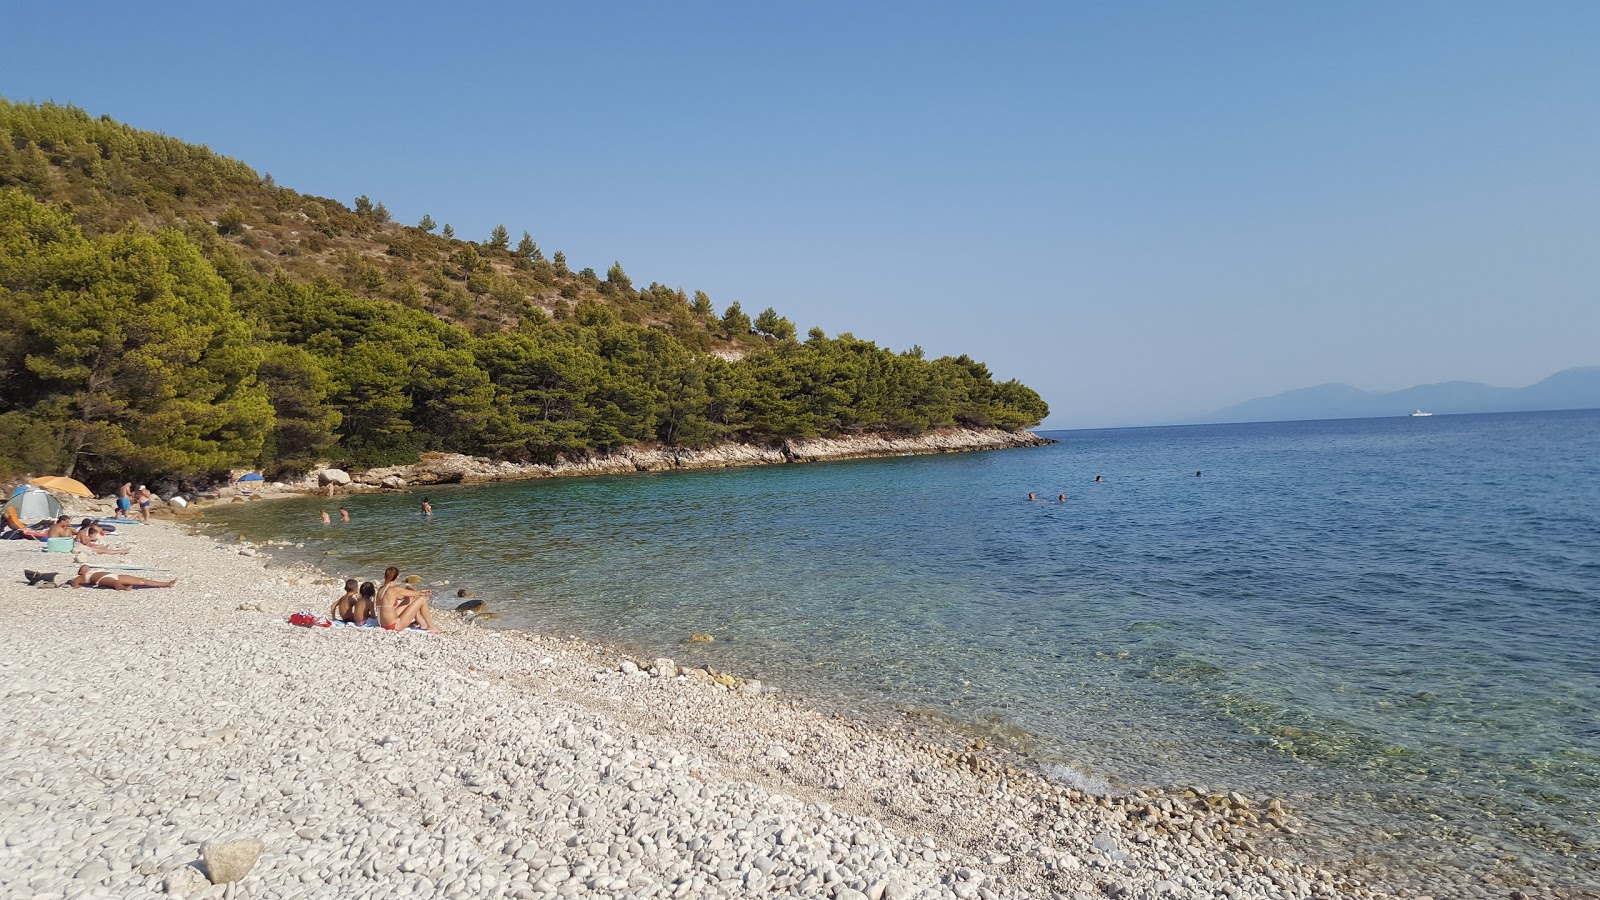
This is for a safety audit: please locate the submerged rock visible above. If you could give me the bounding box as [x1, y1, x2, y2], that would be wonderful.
[688, 632, 714, 643]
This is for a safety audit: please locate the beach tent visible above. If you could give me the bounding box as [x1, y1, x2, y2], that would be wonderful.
[3, 485, 64, 531]
[237, 473, 264, 482]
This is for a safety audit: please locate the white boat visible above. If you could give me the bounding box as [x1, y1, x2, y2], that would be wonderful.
[1410, 409, 1433, 417]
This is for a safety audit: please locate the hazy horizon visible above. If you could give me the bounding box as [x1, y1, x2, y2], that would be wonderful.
[5, 2, 1597, 429]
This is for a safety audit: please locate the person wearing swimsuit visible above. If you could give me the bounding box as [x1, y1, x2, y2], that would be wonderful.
[75, 520, 130, 555]
[375, 566, 439, 633]
[70, 564, 176, 590]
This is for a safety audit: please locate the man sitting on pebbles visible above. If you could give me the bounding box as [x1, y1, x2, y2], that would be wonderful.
[375, 566, 439, 633]
[67, 565, 176, 590]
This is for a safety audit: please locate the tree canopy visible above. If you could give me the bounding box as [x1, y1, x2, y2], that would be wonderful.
[0, 99, 1048, 486]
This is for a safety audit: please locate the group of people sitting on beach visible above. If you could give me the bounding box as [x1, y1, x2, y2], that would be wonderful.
[47, 515, 128, 555]
[328, 566, 440, 634]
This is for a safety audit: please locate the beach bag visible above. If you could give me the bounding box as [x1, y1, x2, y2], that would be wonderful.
[287, 611, 331, 628]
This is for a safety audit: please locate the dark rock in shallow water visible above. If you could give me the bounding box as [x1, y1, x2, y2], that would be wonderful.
[456, 588, 474, 598]
[455, 597, 485, 611]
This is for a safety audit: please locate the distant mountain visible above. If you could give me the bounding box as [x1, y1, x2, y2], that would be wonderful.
[1199, 367, 1600, 424]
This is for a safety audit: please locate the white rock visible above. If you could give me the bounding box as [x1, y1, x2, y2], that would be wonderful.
[163, 863, 210, 896]
[201, 837, 264, 883]
[317, 468, 352, 486]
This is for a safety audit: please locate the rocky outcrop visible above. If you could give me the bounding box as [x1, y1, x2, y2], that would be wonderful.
[317, 468, 351, 486]
[352, 427, 1052, 487]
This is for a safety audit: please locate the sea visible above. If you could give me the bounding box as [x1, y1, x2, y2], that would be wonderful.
[203, 409, 1600, 896]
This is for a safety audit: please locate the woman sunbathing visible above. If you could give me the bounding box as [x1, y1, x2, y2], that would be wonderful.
[375, 566, 439, 633]
[69, 565, 175, 590]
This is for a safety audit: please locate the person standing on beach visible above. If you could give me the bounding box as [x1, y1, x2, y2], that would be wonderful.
[136, 485, 152, 523]
[117, 482, 132, 519]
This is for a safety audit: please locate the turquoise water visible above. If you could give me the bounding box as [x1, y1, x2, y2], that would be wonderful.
[205, 410, 1600, 895]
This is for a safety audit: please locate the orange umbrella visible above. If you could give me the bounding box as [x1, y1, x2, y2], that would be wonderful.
[29, 475, 94, 498]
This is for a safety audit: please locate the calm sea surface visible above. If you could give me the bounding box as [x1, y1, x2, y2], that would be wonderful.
[205, 410, 1600, 894]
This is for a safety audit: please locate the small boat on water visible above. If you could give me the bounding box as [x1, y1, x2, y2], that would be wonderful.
[1411, 409, 1433, 417]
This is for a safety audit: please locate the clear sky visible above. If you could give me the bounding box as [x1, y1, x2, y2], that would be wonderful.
[5, 2, 1597, 427]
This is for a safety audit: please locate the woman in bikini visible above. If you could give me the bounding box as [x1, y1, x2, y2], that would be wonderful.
[75, 520, 130, 555]
[375, 566, 439, 633]
[70, 565, 176, 590]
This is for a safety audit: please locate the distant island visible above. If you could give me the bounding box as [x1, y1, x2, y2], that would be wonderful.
[1198, 367, 1600, 424]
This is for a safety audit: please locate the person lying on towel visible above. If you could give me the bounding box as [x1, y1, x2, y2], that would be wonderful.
[68, 565, 175, 590]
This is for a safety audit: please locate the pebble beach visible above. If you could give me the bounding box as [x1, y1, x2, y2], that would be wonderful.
[1, 513, 1400, 900]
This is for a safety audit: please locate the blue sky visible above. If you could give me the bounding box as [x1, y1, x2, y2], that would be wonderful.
[4, 2, 1597, 427]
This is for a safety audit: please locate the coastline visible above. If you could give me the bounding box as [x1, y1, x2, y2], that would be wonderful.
[1, 515, 1385, 900]
[343, 428, 1054, 488]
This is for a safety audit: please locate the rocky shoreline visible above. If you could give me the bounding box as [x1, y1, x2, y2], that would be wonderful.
[343, 428, 1054, 489]
[0, 511, 1410, 900]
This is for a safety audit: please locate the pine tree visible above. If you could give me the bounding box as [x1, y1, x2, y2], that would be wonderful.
[488, 224, 511, 250]
[418, 214, 436, 232]
[721, 302, 752, 336]
[442, 223, 455, 238]
[606, 261, 632, 291]
[373, 201, 390, 223]
[354, 195, 374, 216]
[516, 231, 541, 260]
[691, 291, 714, 317]
[553, 251, 569, 274]
[754, 307, 796, 341]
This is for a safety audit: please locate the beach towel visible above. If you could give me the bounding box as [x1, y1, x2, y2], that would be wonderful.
[332, 618, 430, 633]
[45, 537, 74, 553]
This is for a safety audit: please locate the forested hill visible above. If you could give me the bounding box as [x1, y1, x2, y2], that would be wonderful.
[0, 99, 1047, 485]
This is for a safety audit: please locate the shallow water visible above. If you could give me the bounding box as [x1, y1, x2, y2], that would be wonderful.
[207, 409, 1600, 894]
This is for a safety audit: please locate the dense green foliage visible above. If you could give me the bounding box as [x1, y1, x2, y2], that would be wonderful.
[0, 100, 1047, 485]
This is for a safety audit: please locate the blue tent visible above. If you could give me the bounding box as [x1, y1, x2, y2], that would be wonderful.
[237, 473, 265, 482]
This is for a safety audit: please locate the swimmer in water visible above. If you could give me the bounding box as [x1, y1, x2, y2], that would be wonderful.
[339, 507, 350, 522]
[320, 510, 331, 525]
[421, 498, 433, 516]
[1196, 471, 1203, 477]
[1095, 475, 1103, 483]
[1027, 493, 1036, 502]
[1058, 494, 1066, 502]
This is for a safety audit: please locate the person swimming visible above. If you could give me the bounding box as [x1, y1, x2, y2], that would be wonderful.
[1058, 494, 1066, 502]
[339, 508, 350, 522]
[1196, 471, 1203, 477]
[421, 498, 433, 516]
[320, 510, 331, 525]
[1027, 493, 1036, 502]
[1095, 475, 1104, 483]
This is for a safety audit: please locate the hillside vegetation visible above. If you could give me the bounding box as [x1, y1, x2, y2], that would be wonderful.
[0, 100, 1047, 484]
